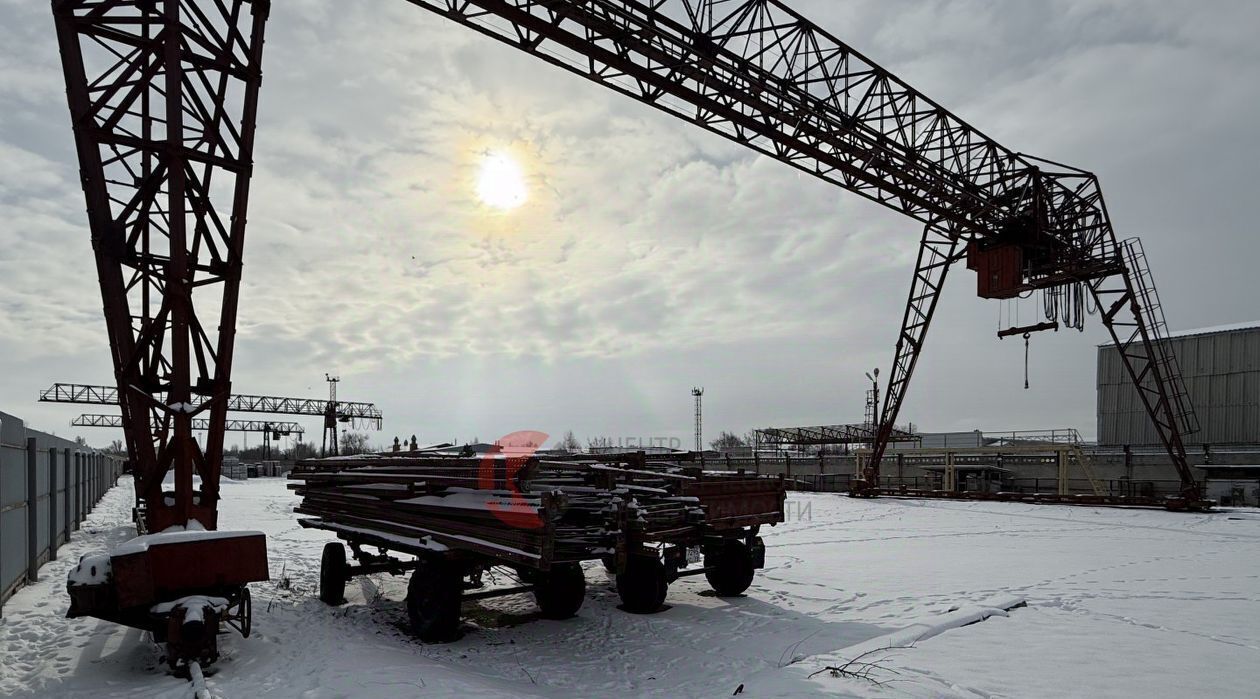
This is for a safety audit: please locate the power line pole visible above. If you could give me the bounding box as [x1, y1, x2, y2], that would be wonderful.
[692, 387, 704, 452]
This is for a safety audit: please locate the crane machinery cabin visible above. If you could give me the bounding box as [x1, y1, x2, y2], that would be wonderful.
[49, 0, 1206, 672]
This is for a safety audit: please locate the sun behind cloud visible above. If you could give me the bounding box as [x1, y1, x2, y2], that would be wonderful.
[476, 150, 527, 210]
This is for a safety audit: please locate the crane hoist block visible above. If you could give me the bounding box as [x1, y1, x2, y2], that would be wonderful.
[968, 243, 1025, 299]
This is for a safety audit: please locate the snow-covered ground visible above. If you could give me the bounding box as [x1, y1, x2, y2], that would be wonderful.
[2, 476, 1258, 698]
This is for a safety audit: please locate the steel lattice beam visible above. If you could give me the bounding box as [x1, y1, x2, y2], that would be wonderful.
[73, 413, 304, 435]
[405, 0, 1115, 263]
[755, 423, 918, 447]
[41, 383, 383, 427]
[52, 0, 270, 531]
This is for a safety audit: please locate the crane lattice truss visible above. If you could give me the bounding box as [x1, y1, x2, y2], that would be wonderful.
[41, 383, 383, 427]
[73, 413, 304, 435]
[52, 0, 1202, 531]
[756, 424, 919, 448]
[52, 0, 268, 531]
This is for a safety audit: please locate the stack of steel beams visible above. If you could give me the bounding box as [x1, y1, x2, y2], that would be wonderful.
[289, 450, 783, 570]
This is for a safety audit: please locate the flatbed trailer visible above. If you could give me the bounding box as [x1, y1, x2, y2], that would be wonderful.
[291, 450, 786, 641]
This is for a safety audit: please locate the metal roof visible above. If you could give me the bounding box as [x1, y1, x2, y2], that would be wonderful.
[1098, 321, 1260, 347]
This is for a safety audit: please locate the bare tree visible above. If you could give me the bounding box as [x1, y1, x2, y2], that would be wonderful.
[710, 431, 747, 452]
[554, 430, 582, 453]
[339, 432, 373, 455]
[742, 430, 760, 448]
[288, 441, 318, 460]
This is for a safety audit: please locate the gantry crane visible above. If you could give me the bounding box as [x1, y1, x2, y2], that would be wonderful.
[385, 0, 1203, 504]
[50, 0, 1204, 667]
[41, 382, 381, 458]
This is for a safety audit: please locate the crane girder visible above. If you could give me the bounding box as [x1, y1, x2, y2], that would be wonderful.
[40, 383, 384, 427]
[407, 0, 1111, 262]
[73, 413, 305, 435]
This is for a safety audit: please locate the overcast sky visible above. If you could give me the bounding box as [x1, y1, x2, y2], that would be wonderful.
[2, 0, 1257, 451]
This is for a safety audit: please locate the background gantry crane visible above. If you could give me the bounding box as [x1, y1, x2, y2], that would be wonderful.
[40, 381, 382, 457]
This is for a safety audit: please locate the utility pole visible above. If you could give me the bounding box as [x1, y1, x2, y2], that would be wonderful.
[323, 374, 340, 457]
[692, 387, 704, 453]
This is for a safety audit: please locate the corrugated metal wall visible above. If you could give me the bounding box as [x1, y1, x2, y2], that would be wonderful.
[1097, 327, 1260, 445]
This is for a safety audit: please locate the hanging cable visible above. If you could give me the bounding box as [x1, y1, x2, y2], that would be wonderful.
[1023, 332, 1031, 389]
[1041, 282, 1087, 332]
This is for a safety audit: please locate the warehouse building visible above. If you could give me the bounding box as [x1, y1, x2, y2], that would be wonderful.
[1098, 322, 1260, 446]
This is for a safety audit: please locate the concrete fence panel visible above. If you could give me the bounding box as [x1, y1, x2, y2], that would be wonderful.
[0, 410, 125, 615]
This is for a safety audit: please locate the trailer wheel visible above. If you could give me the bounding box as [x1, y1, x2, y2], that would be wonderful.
[534, 563, 586, 619]
[224, 586, 252, 638]
[406, 557, 463, 642]
[616, 554, 668, 614]
[705, 539, 755, 597]
[319, 542, 347, 605]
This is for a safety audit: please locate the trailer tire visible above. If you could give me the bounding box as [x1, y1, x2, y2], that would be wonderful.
[534, 563, 586, 619]
[705, 539, 755, 597]
[616, 555, 668, 614]
[319, 542, 347, 605]
[406, 557, 463, 642]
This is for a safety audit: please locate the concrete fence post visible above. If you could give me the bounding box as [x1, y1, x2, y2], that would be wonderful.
[48, 448, 57, 561]
[63, 448, 72, 542]
[1056, 449, 1068, 496]
[74, 453, 82, 528]
[26, 438, 38, 583]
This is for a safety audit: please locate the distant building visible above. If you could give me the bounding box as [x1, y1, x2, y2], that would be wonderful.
[1200, 464, 1260, 507]
[913, 431, 985, 449]
[1097, 322, 1260, 446]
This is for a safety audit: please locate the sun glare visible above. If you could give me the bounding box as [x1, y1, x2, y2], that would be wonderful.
[476, 151, 527, 210]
